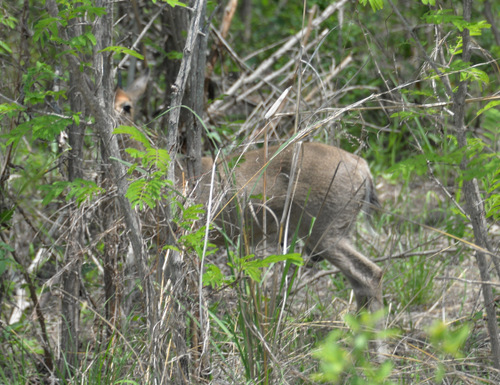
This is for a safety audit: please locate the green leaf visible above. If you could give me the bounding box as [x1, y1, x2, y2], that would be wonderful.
[181, 203, 205, 223]
[203, 264, 224, 288]
[40, 181, 69, 206]
[166, 50, 183, 60]
[143, 148, 171, 172]
[0, 40, 12, 54]
[125, 147, 146, 161]
[424, 10, 490, 35]
[459, 66, 489, 89]
[0, 103, 25, 115]
[476, 100, 500, 117]
[311, 331, 349, 383]
[67, 179, 105, 206]
[33, 17, 60, 44]
[125, 177, 170, 210]
[99, 46, 144, 60]
[359, 0, 384, 11]
[84, 31, 97, 46]
[229, 253, 303, 283]
[6, 115, 71, 147]
[0, 14, 17, 29]
[390, 110, 425, 120]
[428, 321, 469, 358]
[0, 208, 14, 226]
[40, 179, 104, 206]
[164, 244, 181, 253]
[162, 0, 188, 8]
[113, 125, 150, 148]
[32, 116, 72, 141]
[259, 253, 303, 266]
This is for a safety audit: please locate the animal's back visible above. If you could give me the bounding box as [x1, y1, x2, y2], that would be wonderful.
[231, 142, 374, 236]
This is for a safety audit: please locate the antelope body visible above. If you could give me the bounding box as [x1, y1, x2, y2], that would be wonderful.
[114, 76, 383, 312]
[192, 143, 383, 311]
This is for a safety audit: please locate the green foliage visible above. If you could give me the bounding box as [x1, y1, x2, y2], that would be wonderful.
[116, 124, 227, 293]
[33, 0, 105, 52]
[424, 59, 490, 90]
[228, 253, 302, 283]
[202, 263, 225, 288]
[205, 211, 305, 383]
[174, 201, 206, 229]
[99, 46, 144, 60]
[423, 10, 490, 35]
[0, 321, 45, 382]
[7, 115, 71, 147]
[199, 246, 302, 289]
[113, 125, 150, 149]
[40, 179, 104, 207]
[0, 103, 24, 116]
[0, 207, 14, 228]
[484, 170, 500, 221]
[423, 9, 490, 61]
[125, 176, 171, 210]
[359, 0, 384, 12]
[458, 63, 489, 87]
[0, 243, 14, 276]
[164, 203, 215, 258]
[152, 0, 187, 7]
[427, 321, 470, 383]
[165, 50, 183, 60]
[477, 100, 500, 117]
[387, 134, 498, 219]
[114, 125, 172, 210]
[476, 107, 500, 153]
[0, 8, 17, 54]
[390, 109, 437, 121]
[428, 320, 469, 358]
[114, 126, 170, 173]
[312, 317, 470, 384]
[388, 253, 446, 307]
[312, 311, 397, 384]
[23, 61, 65, 101]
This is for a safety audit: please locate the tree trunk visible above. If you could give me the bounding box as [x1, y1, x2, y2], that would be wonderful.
[47, 4, 85, 376]
[454, 0, 500, 371]
[159, 0, 208, 382]
[185, 1, 207, 182]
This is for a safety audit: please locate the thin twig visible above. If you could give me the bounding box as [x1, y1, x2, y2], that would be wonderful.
[116, 2, 168, 70]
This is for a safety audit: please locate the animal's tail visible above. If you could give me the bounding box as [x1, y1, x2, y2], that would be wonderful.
[362, 176, 380, 224]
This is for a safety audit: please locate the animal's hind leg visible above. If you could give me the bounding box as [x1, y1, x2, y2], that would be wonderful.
[320, 237, 383, 312]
